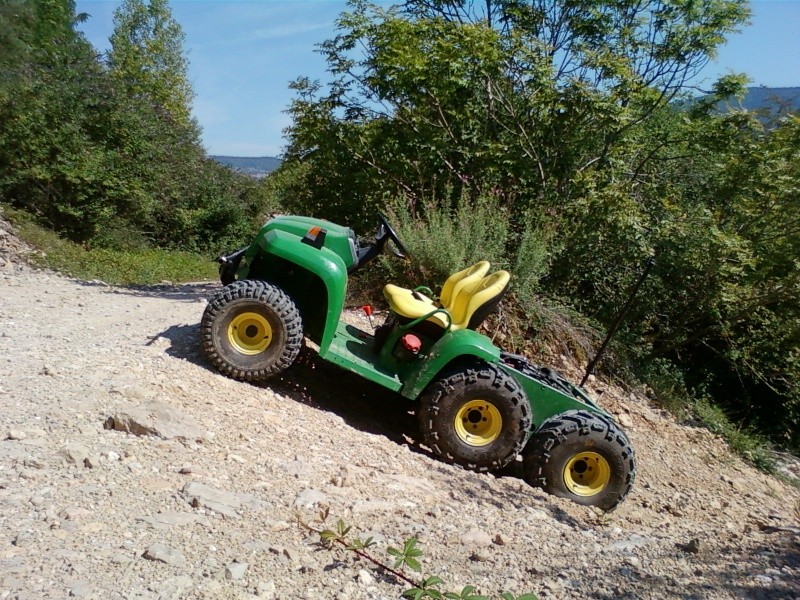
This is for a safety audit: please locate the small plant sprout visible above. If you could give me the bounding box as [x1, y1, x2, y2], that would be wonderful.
[297, 511, 539, 600]
[387, 537, 423, 573]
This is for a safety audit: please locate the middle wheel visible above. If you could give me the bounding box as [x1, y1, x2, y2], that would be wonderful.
[418, 363, 531, 472]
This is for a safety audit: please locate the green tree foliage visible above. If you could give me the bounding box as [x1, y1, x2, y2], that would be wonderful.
[0, 0, 272, 254]
[275, 0, 800, 449]
[0, 0, 33, 79]
[108, 0, 194, 128]
[0, 0, 116, 241]
[281, 0, 748, 228]
[650, 112, 800, 445]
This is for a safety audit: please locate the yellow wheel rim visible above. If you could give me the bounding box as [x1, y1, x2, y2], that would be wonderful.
[454, 400, 502, 447]
[228, 311, 272, 355]
[563, 451, 611, 497]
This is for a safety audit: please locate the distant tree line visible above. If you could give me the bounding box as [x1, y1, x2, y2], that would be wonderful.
[0, 0, 271, 254]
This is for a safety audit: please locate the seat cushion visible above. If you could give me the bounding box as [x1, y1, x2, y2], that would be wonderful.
[383, 284, 450, 328]
[440, 261, 490, 308]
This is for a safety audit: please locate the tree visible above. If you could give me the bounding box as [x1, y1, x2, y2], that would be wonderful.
[0, 0, 121, 241]
[108, 0, 194, 128]
[274, 0, 800, 450]
[0, 0, 33, 79]
[280, 0, 748, 231]
[651, 112, 800, 445]
[0, 0, 266, 252]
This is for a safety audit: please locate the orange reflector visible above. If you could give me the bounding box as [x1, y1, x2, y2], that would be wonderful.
[302, 225, 327, 249]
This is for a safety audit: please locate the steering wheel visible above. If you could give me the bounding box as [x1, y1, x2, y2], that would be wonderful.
[376, 213, 408, 259]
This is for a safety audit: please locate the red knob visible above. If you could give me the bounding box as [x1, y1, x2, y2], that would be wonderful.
[400, 333, 422, 354]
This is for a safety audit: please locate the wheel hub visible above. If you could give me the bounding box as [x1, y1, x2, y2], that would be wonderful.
[454, 399, 502, 447]
[228, 311, 272, 355]
[563, 451, 611, 497]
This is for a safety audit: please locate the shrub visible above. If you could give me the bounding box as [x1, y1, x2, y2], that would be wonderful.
[388, 191, 509, 290]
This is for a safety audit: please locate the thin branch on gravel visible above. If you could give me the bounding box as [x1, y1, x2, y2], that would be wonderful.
[295, 514, 419, 588]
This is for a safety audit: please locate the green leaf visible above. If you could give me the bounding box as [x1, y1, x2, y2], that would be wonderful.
[335, 519, 351, 537]
[457, 584, 488, 600]
[421, 575, 444, 588]
[318, 505, 330, 523]
[405, 556, 422, 572]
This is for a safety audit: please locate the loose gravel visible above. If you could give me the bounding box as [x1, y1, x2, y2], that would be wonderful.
[1, 212, 799, 600]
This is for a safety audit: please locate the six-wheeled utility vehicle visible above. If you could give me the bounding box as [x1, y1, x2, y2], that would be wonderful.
[200, 214, 636, 510]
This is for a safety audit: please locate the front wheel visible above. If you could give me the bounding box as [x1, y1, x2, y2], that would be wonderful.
[418, 363, 531, 472]
[200, 280, 303, 382]
[523, 410, 636, 511]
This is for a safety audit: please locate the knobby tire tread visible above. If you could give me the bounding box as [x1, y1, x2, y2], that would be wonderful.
[419, 362, 532, 473]
[524, 409, 636, 511]
[200, 280, 303, 382]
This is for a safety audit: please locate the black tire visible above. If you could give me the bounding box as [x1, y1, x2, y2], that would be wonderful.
[523, 410, 636, 511]
[200, 280, 303, 382]
[418, 363, 532, 472]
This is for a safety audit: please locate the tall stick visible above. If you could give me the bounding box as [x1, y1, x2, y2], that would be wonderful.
[580, 257, 656, 387]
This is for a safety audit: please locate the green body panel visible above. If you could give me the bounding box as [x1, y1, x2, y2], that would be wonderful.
[260, 215, 358, 270]
[318, 323, 500, 400]
[400, 329, 501, 400]
[322, 322, 403, 391]
[240, 228, 349, 354]
[501, 364, 610, 430]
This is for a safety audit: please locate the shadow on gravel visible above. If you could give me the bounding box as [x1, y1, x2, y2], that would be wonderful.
[588, 535, 800, 600]
[271, 348, 419, 449]
[154, 310, 548, 503]
[157, 329, 560, 513]
[156, 322, 208, 368]
[76, 279, 219, 303]
[155, 321, 419, 449]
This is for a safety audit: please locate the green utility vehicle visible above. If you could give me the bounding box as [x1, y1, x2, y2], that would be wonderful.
[200, 214, 636, 510]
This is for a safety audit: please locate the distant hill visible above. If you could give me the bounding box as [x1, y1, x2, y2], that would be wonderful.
[719, 86, 800, 117]
[211, 156, 282, 178]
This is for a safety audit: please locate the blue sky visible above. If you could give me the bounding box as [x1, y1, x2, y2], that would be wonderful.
[75, 0, 800, 157]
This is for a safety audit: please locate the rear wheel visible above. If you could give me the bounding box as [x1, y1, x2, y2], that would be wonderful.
[418, 363, 531, 472]
[523, 410, 636, 511]
[200, 280, 303, 382]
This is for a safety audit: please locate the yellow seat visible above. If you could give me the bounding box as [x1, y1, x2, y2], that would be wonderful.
[382, 261, 490, 313]
[439, 261, 491, 308]
[447, 270, 511, 330]
[383, 270, 510, 332]
[383, 284, 451, 328]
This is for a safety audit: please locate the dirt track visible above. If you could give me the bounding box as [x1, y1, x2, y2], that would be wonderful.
[1, 213, 799, 599]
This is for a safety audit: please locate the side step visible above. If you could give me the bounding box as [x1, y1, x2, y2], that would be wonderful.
[320, 321, 403, 391]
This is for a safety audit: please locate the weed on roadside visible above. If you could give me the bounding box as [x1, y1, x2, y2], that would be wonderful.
[4, 206, 217, 285]
[296, 509, 539, 600]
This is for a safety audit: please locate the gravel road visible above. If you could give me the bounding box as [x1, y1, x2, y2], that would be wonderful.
[1, 213, 799, 599]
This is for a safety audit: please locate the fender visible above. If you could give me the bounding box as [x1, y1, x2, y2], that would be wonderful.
[239, 228, 348, 353]
[400, 328, 501, 400]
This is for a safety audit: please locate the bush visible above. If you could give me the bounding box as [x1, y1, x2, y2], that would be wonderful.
[692, 397, 776, 473]
[5, 206, 217, 285]
[509, 212, 551, 315]
[387, 192, 510, 290]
